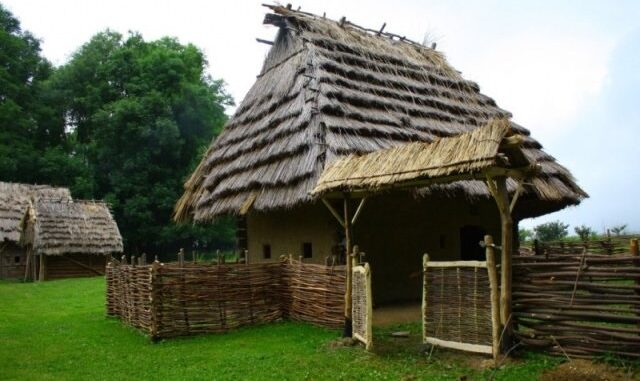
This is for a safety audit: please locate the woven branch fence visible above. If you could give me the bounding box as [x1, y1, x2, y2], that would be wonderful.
[513, 249, 640, 359]
[106, 259, 345, 339]
[524, 237, 639, 256]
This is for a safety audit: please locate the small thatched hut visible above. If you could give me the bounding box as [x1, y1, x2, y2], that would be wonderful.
[21, 199, 123, 281]
[175, 5, 586, 303]
[0, 182, 71, 279]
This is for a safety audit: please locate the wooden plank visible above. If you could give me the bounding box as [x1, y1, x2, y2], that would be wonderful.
[425, 337, 493, 355]
[426, 260, 487, 268]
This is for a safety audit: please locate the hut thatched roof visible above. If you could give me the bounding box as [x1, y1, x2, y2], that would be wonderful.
[313, 119, 536, 194]
[25, 199, 123, 256]
[175, 5, 586, 222]
[0, 182, 71, 243]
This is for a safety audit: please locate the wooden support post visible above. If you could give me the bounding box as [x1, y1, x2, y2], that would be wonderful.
[178, 248, 184, 267]
[192, 250, 197, 264]
[485, 235, 501, 362]
[39, 253, 45, 282]
[139, 253, 146, 266]
[343, 195, 353, 337]
[130, 255, 136, 267]
[23, 249, 31, 282]
[486, 176, 514, 346]
[244, 250, 249, 264]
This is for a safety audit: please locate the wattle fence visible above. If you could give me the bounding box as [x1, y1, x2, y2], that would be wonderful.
[513, 247, 640, 359]
[106, 259, 345, 339]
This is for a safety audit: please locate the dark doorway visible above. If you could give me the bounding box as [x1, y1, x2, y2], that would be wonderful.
[460, 225, 487, 260]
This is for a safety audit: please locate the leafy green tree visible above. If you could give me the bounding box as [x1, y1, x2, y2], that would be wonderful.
[519, 228, 533, 243]
[574, 225, 594, 241]
[534, 221, 569, 242]
[610, 224, 627, 236]
[0, 4, 83, 186]
[52, 31, 233, 253]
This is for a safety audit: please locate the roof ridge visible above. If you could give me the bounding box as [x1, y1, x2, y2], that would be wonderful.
[263, 4, 435, 51]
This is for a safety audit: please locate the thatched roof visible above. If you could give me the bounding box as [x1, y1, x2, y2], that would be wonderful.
[24, 199, 123, 256]
[0, 182, 71, 243]
[313, 119, 535, 194]
[175, 5, 586, 222]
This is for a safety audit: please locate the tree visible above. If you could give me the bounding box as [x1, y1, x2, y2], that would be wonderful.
[519, 228, 533, 243]
[574, 225, 594, 241]
[534, 221, 569, 242]
[52, 31, 233, 253]
[610, 224, 627, 236]
[0, 4, 83, 186]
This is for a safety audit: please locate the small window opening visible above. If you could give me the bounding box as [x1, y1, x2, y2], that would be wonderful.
[14, 256, 21, 264]
[439, 235, 446, 249]
[262, 244, 271, 259]
[302, 242, 313, 258]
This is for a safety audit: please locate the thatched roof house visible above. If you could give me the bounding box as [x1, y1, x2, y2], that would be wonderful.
[19, 199, 123, 280]
[23, 199, 123, 256]
[0, 182, 71, 243]
[0, 181, 123, 280]
[0, 182, 71, 279]
[175, 5, 586, 303]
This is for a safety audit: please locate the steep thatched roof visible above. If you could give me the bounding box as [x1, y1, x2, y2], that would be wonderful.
[0, 182, 71, 243]
[175, 5, 586, 222]
[24, 199, 123, 256]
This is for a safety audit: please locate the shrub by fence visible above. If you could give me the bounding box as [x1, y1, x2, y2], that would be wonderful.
[513, 246, 640, 359]
[106, 258, 345, 339]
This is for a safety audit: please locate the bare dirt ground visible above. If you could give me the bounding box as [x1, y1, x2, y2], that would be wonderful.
[373, 302, 422, 326]
[541, 359, 636, 381]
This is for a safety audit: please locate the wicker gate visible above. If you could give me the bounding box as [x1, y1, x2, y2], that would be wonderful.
[422, 253, 500, 359]
[352, 263, 373, 350]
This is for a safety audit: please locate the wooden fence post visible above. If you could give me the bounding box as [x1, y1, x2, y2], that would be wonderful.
[178, 248, 184, 267]
[139, 253, 146, 266]
[632, 239, 639, 326]
[150, 259, 160, 340]
[485, 235, 501, 361]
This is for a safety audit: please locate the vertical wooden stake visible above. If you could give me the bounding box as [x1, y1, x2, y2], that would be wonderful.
[178, 248, 184, 267]
[39, 253, 46, 282]
[343, 195, 353, 337]
[422, 254, 429, 345]
[150, 260, 160, 340]
[485, 235, 501, 362]
[631, 239, 639, 327]
[244, 250, 249, 265]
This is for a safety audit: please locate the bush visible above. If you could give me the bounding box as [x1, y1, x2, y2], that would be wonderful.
[534, 221, 569, 242]
[574, 225, 594, 241]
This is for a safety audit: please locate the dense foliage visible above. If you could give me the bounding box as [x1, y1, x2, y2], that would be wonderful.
[533, 221, 569, 242]
[0, 5, 234, 254]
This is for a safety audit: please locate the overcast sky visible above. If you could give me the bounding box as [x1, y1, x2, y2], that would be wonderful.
[4, 0, 640, 233]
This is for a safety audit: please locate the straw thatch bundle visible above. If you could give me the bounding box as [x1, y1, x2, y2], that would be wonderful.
[175, 5, 586, 223]
[24, 199, 123, 256]
[313, 119, 519, 194]
[0, 182, 71, 243]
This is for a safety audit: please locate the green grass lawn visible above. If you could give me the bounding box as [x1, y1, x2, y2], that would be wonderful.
[0, 277, 572, 380]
